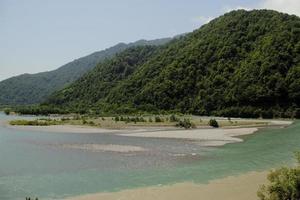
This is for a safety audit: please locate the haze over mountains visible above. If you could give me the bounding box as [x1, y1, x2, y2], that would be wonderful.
[44, 10, 300, 118]
[0, 38, 171, 105]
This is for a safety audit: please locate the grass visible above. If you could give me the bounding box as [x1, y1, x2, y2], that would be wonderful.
[8, 115, 273, 128]
[10, 119, 62, 126]
[68, 115, 271, 129]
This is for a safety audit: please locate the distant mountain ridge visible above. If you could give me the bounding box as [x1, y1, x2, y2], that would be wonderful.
[0, 37, 172, 105]
[45, 10, 300, 118]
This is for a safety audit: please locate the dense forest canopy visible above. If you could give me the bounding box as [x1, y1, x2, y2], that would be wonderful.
[0, 38, 171, 105]
[25, 10, 300, 118]
[45, 46, 159, 107]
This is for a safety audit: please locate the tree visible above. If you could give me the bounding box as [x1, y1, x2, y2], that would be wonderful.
[257, 152, 300, 200]
[209, 119, 219, 128]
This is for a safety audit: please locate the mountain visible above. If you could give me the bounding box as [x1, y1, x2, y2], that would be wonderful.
[0, 38, 171, 105]
[46, 45, 159, 109]
[43, 10, 300, 118]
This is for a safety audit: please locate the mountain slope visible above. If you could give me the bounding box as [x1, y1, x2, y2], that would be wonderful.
[46, 10, 300, 118]
[46, 45, 159, 109]
[0, 38, 171, 105]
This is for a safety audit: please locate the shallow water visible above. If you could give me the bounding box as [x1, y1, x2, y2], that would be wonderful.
[0, 113, 299, 200]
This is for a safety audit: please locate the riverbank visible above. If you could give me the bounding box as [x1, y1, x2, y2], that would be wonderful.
[66, 170, 268, 200]
[5, 114, 289, 130]
[5, 119, 293, 148]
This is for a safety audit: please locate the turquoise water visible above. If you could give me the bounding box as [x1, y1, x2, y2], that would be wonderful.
[0, 112, 299, 200]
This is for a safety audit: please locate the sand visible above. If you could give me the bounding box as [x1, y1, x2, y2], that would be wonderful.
[119, 128, 259, 146]
[66, 171, 268, 200]
[7, 123, 259, 146]
[6, 124, 122, 134]
[60, 144, 147, 153]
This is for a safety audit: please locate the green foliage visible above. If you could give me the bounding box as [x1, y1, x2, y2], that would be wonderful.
[148, 117, 153, 122]
[176, 118, 195, 129]
[88, 121, 95, 126]
[45, 45, 158, 110]
[42, 10, 300, 118]
[115, 116, 147, 123]
[10, 119, 60, 126]
[209, 119, 219, 128]
[14, 105, 68, 115]
[257, 153, 300, 200]
[4, 108, 10, 115]
[169, 114, 179, 122]
[295, 152, 300, 164]
[154, 116, 163, 122]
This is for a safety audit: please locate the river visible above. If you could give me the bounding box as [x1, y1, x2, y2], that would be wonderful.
[0, 113, 299, 200]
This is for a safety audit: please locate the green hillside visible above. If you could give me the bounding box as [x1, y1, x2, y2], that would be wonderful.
[40, 10, 300, 118]
[46, 46, 158, 108]
[0, 38, 171, 105]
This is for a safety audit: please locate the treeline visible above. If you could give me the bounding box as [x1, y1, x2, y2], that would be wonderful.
[9, 104, 300, 119]
[213, 106, 300, 119]
[12, 106, 68, 115]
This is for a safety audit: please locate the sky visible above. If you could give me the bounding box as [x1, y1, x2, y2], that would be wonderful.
[1, 0, 300, 81]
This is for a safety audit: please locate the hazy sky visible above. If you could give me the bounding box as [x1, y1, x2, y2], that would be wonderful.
[1, 0, 300, 81]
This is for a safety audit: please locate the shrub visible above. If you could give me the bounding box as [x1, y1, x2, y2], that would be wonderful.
[74, 115, 81, 120]
[9, 119, 60, 126]
[139, 117, 146, 122]
[176, 118, 195, 129]
[155, 116, 163, 122]
[209, 119, 219, 128]
[148, 117, 153, 122]
[88, 121, 95, 126]
[61, 117, 67, 121]
[169, 114, 179, 122]
[257, 152, 300, 200]
[4, 108, 10, 115]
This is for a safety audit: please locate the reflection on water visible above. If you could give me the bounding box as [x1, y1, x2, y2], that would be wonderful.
[0, 113, 299, 200]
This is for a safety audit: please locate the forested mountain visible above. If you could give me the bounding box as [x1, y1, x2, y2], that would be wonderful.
[44, 10, 300, 118]
[46, 46, 158, 107]
[0, 38, 171, 105]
